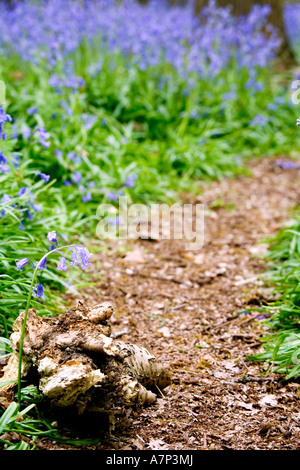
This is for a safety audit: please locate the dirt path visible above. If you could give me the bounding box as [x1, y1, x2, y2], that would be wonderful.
[58, 158, 300, 450]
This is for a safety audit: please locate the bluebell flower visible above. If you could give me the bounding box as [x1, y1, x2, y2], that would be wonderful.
[81, 113, 97, 130]
[0, 152, 9, 173]
[222, 91, 236, 101]
[57, 256, 67, 271]
[72, 171, 82, 184]
[38, 257, 47, 270]
[21, 124, 31, 140]
[25, 210, 34, 221]
[40, 173, 50, 183]
[47, 230, 57, 243]
[123, 173, 138, 189]
[37, 127, 50, 148]
[250, 115, 267, 127]
[12, 154, 20, 168]
[10, 124, 19, 140]
[0, 193, 11, 216]
[67, 151, 76, 161]
[33, 284, 44, 298]
[18, 187, 27, 197]
[49, 74, 61, 89]
[27, 106, 38, 115]
[0, 108, 12, 141]
[107, 216, 120, 226]
[55, 149, 63, 158]
[74, 245, 93, 269]
[16, 258, 29, 271]
[31, 202, 42, 213]
[82, 192, 92, 203]
[267, 103, 277, 111]
[275, 159, 297, 170]
[70, 250, 80, 266]
[107, 191, 118, 202]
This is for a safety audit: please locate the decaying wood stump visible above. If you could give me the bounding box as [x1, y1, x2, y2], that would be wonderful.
[0, 301, 172, 431]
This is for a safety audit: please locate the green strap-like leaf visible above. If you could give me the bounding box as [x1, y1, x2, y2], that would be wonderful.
[0, 81, 6, 105]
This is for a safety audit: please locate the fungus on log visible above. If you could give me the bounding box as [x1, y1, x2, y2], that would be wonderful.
[0, 301, 172, 431]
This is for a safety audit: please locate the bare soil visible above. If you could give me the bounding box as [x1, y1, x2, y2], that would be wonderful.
[32, 158, 300, 449]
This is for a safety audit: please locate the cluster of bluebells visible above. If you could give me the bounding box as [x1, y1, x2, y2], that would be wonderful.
[0, 0, 280, 81]
[0, 104, 52, 180]
[284, 4, 300, 53]
[0, 178, 50, 224]
[0, 107, 12, 174]
[49, 59, 85, 93]
[275, 159, 300, 171]
[0, 108, 12, 141]
[15, 231, 93, 297]
[275, 116, 300, 174]
[105, 173, 138, 202]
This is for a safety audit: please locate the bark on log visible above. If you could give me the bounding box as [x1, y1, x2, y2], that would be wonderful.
[0, 301, 172, 431]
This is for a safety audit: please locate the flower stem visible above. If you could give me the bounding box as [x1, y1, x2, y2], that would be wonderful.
[17, 244, 75, 404]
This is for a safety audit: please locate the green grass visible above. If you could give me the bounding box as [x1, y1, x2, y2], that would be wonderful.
[249, 214, 300, 379]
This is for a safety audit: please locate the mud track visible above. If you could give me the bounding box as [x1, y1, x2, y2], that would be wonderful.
[47, 158, 300, 450]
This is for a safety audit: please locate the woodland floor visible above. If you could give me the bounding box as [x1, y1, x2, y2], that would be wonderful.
[41, 157, 300, 450]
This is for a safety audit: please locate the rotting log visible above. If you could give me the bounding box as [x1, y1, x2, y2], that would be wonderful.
[0, 301, 172, 431]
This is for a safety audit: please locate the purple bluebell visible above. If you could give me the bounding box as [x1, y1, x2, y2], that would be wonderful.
[38, 257, 47, 270]
[82, 192, 92, 203]
[72, 171, 82, 184]
[57, 256, 68, 271]
[81, 114, 97, 130]
[275, 159, 298, 170]
[33, 284, 44, 298]
[0, 108, 12, 141]
[250, 115, 267, 127]
[12, 154, 20, 168]
[70, 250, 80, 266]
[21, 124, 31, 140]
[123, 173, 138, 189]
[0, 193, 11, 216]
[16, 258, 29, 270]
[47, 230, 57, 243]
[27, 106, 38, 115]
[0, 152, 9, 173]
[40, 173, 50, 183]
[67, 151, 76, 161]
[18, 187, 27, 197]
[107, 191, 118, 202]
[107, 216, 120, 226]
[74, 245, 93, 269]
[25, 210, 34, 221]
[37, 127, 50, 148]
